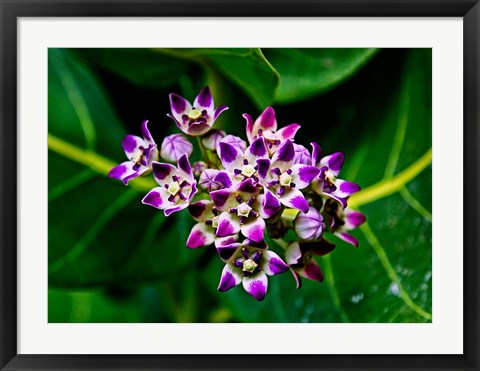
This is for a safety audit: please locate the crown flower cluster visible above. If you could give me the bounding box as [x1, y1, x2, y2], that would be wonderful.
[109, 87, 366, 301]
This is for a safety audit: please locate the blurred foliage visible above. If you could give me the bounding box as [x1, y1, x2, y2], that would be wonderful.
[48, 47, 432, 323]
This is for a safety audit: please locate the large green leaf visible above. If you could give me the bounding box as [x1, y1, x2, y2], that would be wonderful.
[74, 48, 192, 89]
[263, 48, 378, 104]
[48, 49, 201, 288]
[155, 48, 280, 109]
[200, 49, 432, 323]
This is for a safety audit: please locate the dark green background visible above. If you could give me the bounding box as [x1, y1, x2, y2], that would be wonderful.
[48, 48, 432, 323]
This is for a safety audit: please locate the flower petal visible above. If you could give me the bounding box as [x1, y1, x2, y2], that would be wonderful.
[188, 200, 214, 222]
[310, 142, 322, 167]
[333, 179, 361, 198]
[122, 135, 146, 159]
[276, 188, 310, 213]
[293, 143, 311, 165]
[291, 164, 320, 189]
[243, 113, 255, 143]
[142, 186, 168, 209]
[285, 242, 302, 265]
[141, 120, 155, 143]
[186, 223, 215, 248]
[194, 86, 214, 114]
[262, 250, 289, 276]
[164, 202, 189, 216]
[216, 241, 241, 262]
[185, 121, 212, 136]
[160, 134, 193, 163]
[218, 264, 242, 292]
[257, 192, 282, 219]
[277, 123, 301, 141]
[245, 137, 268, 163]
[214, 105, 229, 121]
[253, 106, 277, 134]
[177, 153, 194, 182]
[108, 161, 145, 185]
[218, 142, 244, 171]
[300, 260, 324, 282]
[152, 162, 176, 183]
[209, 189, 232, 210]
[242, 272, 268, 301]
[240, 217, 265, 243]
[335, 231, 359, 247]
[216, 212, 241, 238]
[169, 93, 192, 123]
[320, 152, 344, 175]
[271, 139, 295, 168]
[213, 171, 233, 189]
[199, 169, 222, 192]
[256, 158, 271, 182]
[344, 209, 366, 229]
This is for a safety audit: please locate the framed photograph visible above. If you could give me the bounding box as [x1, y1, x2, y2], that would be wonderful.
[1, 1, 478, 370]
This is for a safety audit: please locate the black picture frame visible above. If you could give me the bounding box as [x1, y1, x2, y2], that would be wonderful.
[1, 1, 478, 370]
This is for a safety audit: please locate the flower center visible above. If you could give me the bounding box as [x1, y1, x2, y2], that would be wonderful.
[237, 202, 252, 217]
[131, 148, 144, 165]
[167, 181, 181, 196]
[211, 216, 219, 229]
[325, 169, 336, 183]
[241, 164, 256, 177]
[280, 172, 292, 187]
[187, 108, 202, 120]
[242, 258, 258, 273]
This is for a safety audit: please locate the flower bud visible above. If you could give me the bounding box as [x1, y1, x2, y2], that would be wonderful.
[160, 134, 193, 163]
[294, 207, 325, 240]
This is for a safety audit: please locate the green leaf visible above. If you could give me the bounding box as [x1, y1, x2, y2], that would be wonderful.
[262, 48, 378, 104]
[74, 48, 192, 89]
[156, 48, 280, 109]
[48, 49, 200, 288]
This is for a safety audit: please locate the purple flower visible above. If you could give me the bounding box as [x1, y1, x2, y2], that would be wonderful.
[310, 143, 361, 208]
[209, 179, 281, 243]
[285, 239, 336, 289]
[217, 241, 289, 301]
[259, 140, 320, 213]
[215, 137, 270, 188]
[160, 134, 193, 163]
[142, 154, 197, 216]
[294, 207, 325, 241]
[167, 86, 228, 136]
[108, 120, 158, 185]
[324, 199, 366, 247]
[243, 106, 300, 154]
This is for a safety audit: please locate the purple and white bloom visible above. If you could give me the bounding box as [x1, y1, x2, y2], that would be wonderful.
[324, 199, 366, 247]
[201, 129, 226, 151]
[209, 179, 281, 243]
[214, 137, 270, 188]
[259, 140, 320, 213]
[160, 134, 193, 163]
[142, 154, 197, 216]
[285, 239, 336, 289]
[218, 134, 247, 153]
[108, 120, 158, 185]
[217, 241, 289, 301]
[243, 106, 301, 154]
[167, 86, 228, 136]
[310, 143, 361, 208]
[294, 207, 325, 241]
